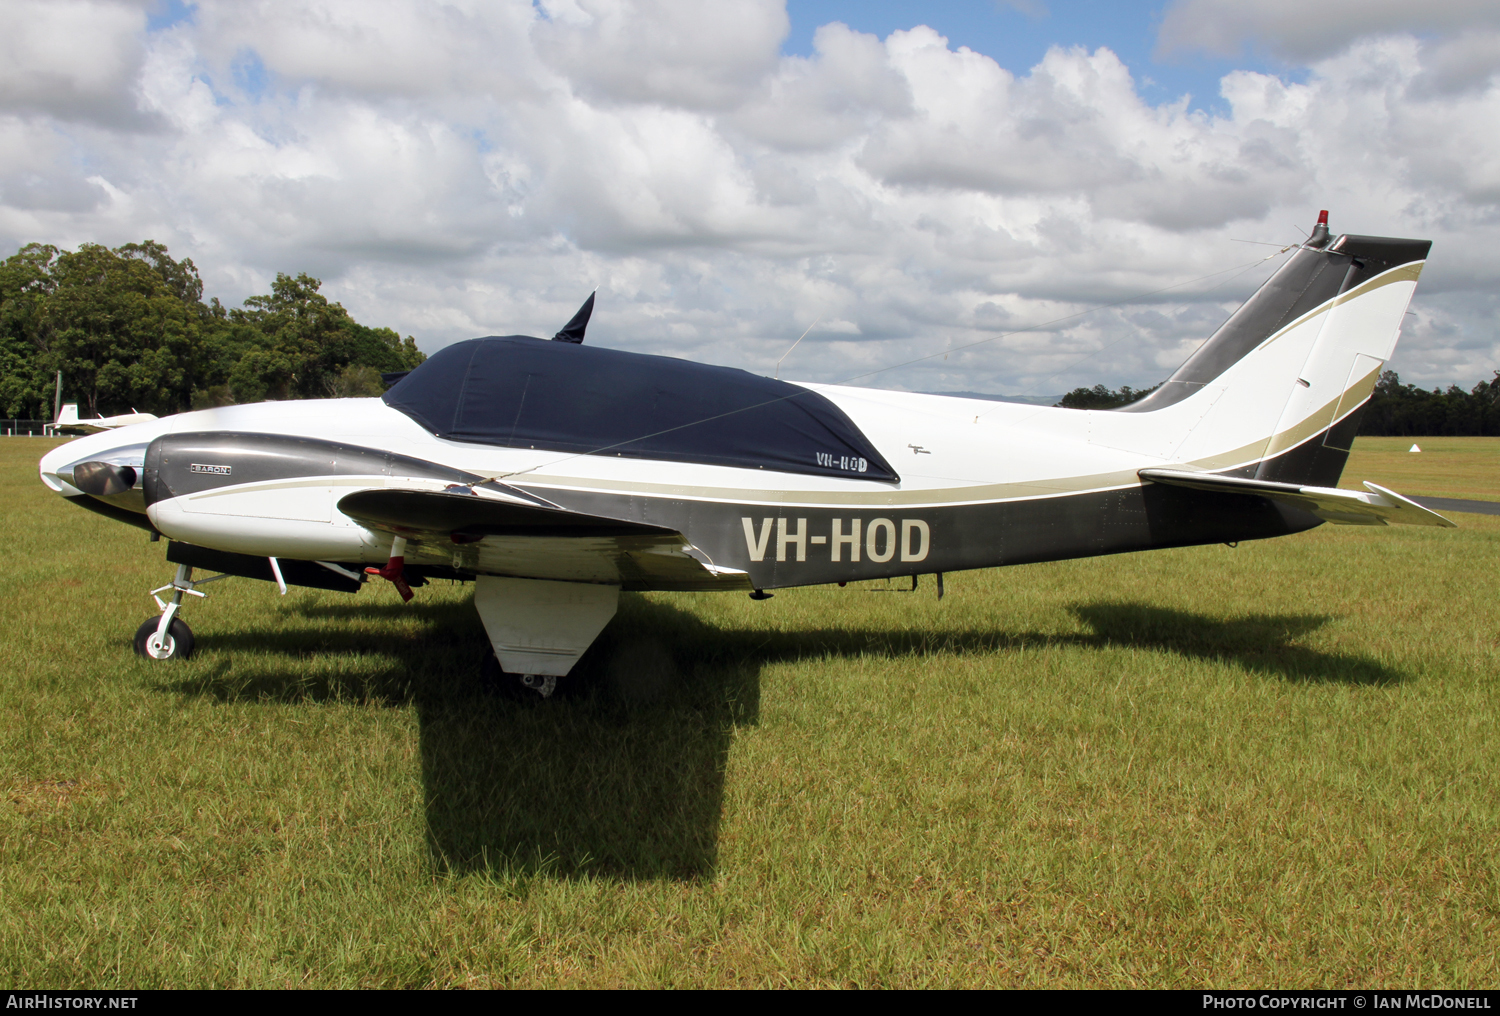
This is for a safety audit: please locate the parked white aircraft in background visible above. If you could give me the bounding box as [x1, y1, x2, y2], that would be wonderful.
[47, 402, 158, 437]
[38, 213, 1453, 697]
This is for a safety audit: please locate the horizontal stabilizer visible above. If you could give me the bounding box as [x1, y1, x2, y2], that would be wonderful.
[1139, 469, 1456, 528]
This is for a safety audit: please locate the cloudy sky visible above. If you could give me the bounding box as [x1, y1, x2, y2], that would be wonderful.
[2, 0, 1498, 396]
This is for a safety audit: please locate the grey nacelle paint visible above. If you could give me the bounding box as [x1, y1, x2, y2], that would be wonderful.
[143, 431, 486, 506]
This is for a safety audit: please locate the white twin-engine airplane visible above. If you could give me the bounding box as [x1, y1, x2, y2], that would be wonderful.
[39, 213, 1453, 696]
[48, 402, 159, 436]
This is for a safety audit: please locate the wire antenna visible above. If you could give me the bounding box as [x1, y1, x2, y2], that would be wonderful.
[774, 317, 821, 379]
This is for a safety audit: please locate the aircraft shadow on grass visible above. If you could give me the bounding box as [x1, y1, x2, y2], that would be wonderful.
[1064, 603, 1402, 687]
[159, 593, 1401, 881]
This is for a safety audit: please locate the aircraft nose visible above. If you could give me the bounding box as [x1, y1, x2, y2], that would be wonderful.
[40, 437, 151, 495]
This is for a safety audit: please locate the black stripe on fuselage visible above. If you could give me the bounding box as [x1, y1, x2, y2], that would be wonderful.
[102, 424, 1352, 592]
[537, 477, 1317, 590]
[530, 413, 1363, 589]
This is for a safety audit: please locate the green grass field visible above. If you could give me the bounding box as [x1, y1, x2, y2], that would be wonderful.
[1345, 437, 1500, 503]
[2, 436, 1497, 988]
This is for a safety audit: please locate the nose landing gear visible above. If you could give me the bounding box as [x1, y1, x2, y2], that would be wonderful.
[133, 564, 230, 661]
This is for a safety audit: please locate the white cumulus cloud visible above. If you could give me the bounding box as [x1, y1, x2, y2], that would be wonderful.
[0, 0, 1496, 395]
[1157, 0, 1500, 63]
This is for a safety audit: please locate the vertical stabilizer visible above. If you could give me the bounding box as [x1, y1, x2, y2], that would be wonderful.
[1121, 213, 1428, 488]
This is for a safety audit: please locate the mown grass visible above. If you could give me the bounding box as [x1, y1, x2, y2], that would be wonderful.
[2, 435, 1497, 988]
[1345, 436, 1500, 501]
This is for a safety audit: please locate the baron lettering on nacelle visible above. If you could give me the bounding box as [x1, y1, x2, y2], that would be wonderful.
[189, 463, 232, 475]
[741, 517, 930, 563]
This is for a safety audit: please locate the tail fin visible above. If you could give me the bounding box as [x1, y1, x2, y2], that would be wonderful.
[56, 403, 79, 426]
[1122, 212, 1429, 487]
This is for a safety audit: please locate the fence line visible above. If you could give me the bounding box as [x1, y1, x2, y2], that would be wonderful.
[2, 420, 52, 437]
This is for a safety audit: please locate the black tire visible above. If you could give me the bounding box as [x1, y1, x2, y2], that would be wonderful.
[133, 617, 194, 660]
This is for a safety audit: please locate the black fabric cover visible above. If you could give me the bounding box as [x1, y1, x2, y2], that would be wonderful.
[383, 336, 898, 482]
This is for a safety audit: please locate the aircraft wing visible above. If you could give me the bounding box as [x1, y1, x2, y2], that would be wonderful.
[336, 487, 752, 590]
[55, 412, 159, 436]
[1139, 468, 1456, 528]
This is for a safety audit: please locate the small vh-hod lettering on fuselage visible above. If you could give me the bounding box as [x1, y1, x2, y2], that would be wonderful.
[740, 517, 929, 563]
[814, 452, 868, 473]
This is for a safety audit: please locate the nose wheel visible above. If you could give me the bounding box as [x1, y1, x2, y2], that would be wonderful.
[133, 617, 194, 660]
[134, 564, 229, 662]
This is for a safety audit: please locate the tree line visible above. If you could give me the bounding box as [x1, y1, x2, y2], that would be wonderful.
[1055, 383, 1159, 410]
[1058, 371, 1500, 436]
[0, 241, 425, 420]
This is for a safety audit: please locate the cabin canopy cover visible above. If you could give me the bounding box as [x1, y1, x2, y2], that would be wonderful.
[383, 336, 899, 482]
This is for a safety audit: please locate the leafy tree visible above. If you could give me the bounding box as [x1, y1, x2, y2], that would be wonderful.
[327, 364, 387, 398]
[0, 244, 60, 417]
[1056, 383, 1159, 410]
[44, 243, 209, 417]
[0, 240, 428, 420]
[1359, 370, 1500, 437]
[223, 273, 423, 403]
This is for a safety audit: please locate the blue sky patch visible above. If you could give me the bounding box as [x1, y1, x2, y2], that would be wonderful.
[232, 49, 272, 101]
[783, 0, 1302, 116]
[146, 0, 196, 33]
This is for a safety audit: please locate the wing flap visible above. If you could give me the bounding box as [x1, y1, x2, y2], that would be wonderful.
[1139, 468, 1456, 528]
[338, 486, 673, 537]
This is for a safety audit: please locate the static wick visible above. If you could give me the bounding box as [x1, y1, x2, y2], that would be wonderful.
[775, 317, 822, 379]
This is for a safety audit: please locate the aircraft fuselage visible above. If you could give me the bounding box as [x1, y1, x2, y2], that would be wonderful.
[42, 388, 1322, 593]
